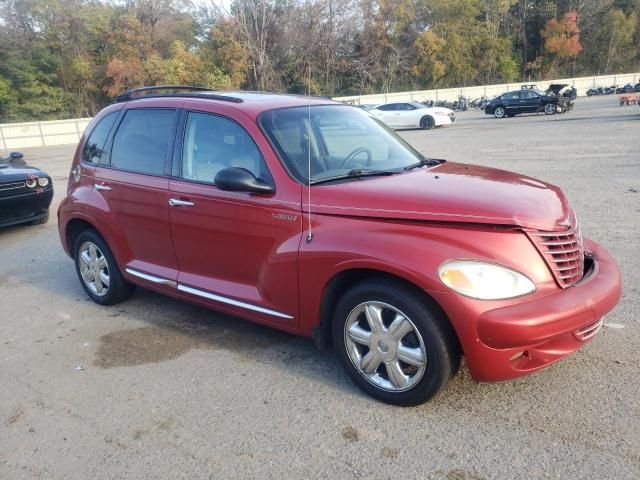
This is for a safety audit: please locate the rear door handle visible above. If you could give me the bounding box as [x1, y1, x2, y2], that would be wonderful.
[95, 183, 111, 191]
[169, 198, 194, 207]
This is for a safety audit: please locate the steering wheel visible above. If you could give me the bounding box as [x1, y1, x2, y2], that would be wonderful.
[339, 147, 372, 169]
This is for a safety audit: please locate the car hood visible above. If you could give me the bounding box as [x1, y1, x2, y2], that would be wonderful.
[309, 162, 571, 231]
[0, 164, 46, 183]
[547, 84, 569, 95]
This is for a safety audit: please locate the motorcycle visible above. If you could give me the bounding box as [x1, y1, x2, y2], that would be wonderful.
[455, 95, 468, 111]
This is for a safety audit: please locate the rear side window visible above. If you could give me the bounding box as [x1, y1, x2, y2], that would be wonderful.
[111, 109, 176, 175]
[82, 112, 118, 164]
[377, 104, 396, 111]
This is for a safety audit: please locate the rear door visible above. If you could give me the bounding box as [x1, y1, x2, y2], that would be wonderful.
[374, 104, 399, 127]
[520, 90, 540, 112]
[168, 107, 301, 327]
[395, 103, 418, 127]
[502, 91, 521, 113]
[94, 105, 181, 287]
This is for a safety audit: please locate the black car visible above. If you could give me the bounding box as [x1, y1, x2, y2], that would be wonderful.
[0, 153, 53, 227]
[484, 89, 571, 118]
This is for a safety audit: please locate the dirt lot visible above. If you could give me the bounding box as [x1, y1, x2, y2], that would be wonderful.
[1, 96, 639, 479]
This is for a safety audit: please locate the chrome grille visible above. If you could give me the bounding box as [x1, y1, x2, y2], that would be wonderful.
[0, 181, 26, 191]
[527, 224, 584, 288]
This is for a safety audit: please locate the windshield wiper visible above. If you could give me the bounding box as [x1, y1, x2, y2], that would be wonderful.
[310, 169, 398, 186]
[404, 158, 445, 170]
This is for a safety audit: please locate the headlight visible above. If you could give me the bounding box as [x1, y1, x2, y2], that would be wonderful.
[438, 260, 536, 300]
[26, 178, 37, 188]
[37, 177, 49, 187]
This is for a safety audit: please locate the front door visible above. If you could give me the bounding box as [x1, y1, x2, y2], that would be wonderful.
[168, 110, 301, 326]
[95, 107, 181, 285]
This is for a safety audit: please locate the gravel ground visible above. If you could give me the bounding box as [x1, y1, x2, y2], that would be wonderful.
[1, 96, 638, 480]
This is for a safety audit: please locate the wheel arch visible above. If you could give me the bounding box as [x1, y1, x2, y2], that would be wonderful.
[313, 267, 459, 354]
[65, 218, 99, 259]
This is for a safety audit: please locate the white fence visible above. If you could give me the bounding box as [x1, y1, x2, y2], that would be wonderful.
[0, 118, 92, 151]
[334, 72, 640, 105]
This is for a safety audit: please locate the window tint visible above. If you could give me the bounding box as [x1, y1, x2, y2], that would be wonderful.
[82, 112, 118, 164]
[111, 109, 175, 175]
[503, 92, 520, 100]
[397, 103, 415, 111]
[377, 104, 396, 111]
[181, 112, 270, 184]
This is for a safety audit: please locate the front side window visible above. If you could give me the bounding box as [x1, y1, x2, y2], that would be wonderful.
[82, 112, 118, 164]
[259, 105, 426, 183]
[181, 112, 270, 184]
[111, 109, 176, 175]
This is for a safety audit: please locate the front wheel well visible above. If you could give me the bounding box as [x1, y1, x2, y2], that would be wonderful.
[65, 219, 97, 259]
[313, 268, 460, 354]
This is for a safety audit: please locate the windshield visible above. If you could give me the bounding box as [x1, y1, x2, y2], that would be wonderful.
[259, 105, 427, 183]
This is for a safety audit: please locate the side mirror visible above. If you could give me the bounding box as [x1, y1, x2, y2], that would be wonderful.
[214, 167, 274, 194]
[9, 152, 23, 161]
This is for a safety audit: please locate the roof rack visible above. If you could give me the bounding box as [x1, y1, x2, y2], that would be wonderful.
[114, 85, 243, 103]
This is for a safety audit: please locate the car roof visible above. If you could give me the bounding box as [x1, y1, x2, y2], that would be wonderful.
[113, 87, 340, 120]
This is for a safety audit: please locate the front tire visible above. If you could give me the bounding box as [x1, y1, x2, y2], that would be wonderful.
[30, 210, 49, 225]
[419, 115, 434, 130]
[494, 106, 506, 118]
[331, 278, 460, 406]
[74, 229, 134, 306]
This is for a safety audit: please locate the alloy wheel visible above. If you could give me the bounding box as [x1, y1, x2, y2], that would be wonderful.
[494, 107, 505, 118]
[344, 301, 427, 392]
[78, 241, 110, 297]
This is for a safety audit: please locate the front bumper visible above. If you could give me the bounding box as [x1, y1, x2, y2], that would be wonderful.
[0, 188, 53, 228]
[434, 114, 455, 126]
[434, 238, 621, 382]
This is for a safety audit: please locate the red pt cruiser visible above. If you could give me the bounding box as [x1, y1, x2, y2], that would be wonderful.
[58, 86, 622, 405]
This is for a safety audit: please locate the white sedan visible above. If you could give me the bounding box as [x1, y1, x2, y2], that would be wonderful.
[369, 101, 456, 130]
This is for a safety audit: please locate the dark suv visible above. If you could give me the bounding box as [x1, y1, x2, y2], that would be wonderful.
[58, 86, 621, 405]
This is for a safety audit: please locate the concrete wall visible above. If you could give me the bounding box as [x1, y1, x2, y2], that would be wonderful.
[334, 72, 640, 105]
[0, 118, 92, 151]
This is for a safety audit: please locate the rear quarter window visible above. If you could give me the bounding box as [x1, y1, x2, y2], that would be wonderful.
[82, 112, 118, 164]
[110, 109, 176, 175]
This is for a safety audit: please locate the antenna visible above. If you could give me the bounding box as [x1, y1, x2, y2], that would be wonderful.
[306, 63, 313, 244]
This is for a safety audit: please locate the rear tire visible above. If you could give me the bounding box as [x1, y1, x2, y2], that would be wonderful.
[74, 229, 134, 306]
[494, 106, 506, 118]
[331, 278, 460, 406]
[544, 103, 556, 115]
[419, 116, 435, 130]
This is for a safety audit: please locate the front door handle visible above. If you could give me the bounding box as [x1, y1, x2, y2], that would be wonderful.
[169, 198, 194, 207]
[95, 183, 111, 191]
